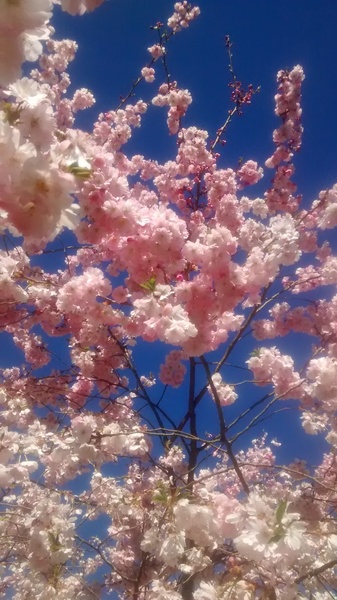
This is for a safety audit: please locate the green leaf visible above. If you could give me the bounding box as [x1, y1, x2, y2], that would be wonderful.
[268, 531, 284, 544]
[176, 489, 191, 501]
[153, 488, 168, 504]
[275, 499, 287, 525]
[139, 276, 156, 292]
[69, 166, 92, 179]
[48, 531, 61, 551]
[249, 349, 260, 357]
[1, 102, 22, 125]
[67, 162, 92, 179]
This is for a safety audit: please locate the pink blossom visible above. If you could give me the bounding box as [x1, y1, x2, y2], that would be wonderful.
[167, 2, 201, 32]
[141, 67, 155, 83]
[152, 83, 192, 134]
[247, 347, 303, 398]
[159, 350, 186, 387]
[54, 0, 104, 15]
[71, 87, 96, 111]
[208, 373, 238, 406]
[148, 44, 164, 59]
[237, 160, 263, 187]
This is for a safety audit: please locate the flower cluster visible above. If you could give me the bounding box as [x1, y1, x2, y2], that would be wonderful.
[167, 2, 201, 32]
[141, 67, 156, 83]
[0, 0, 52, 86]
[53, 0, 104, 15]
[152, 82, 192, 133]
[247, 347, 303, 398]
[1, 2, 337, 600]
[159, 350, 186, 387]
[208, 372, 238, 406]
[265, 65, 304, 212]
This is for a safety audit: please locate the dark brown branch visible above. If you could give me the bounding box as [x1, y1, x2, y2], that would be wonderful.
[186, 358, 199, 484]
[295, 558, 337, 584]
[200, 356, 249, 495]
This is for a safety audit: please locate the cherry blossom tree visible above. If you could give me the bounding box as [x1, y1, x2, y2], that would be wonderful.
[1, 2, 337, 599]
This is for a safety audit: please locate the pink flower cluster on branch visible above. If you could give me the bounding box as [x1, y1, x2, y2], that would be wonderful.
[167, 1, 201, 32]
[265, 65, 305, 213]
